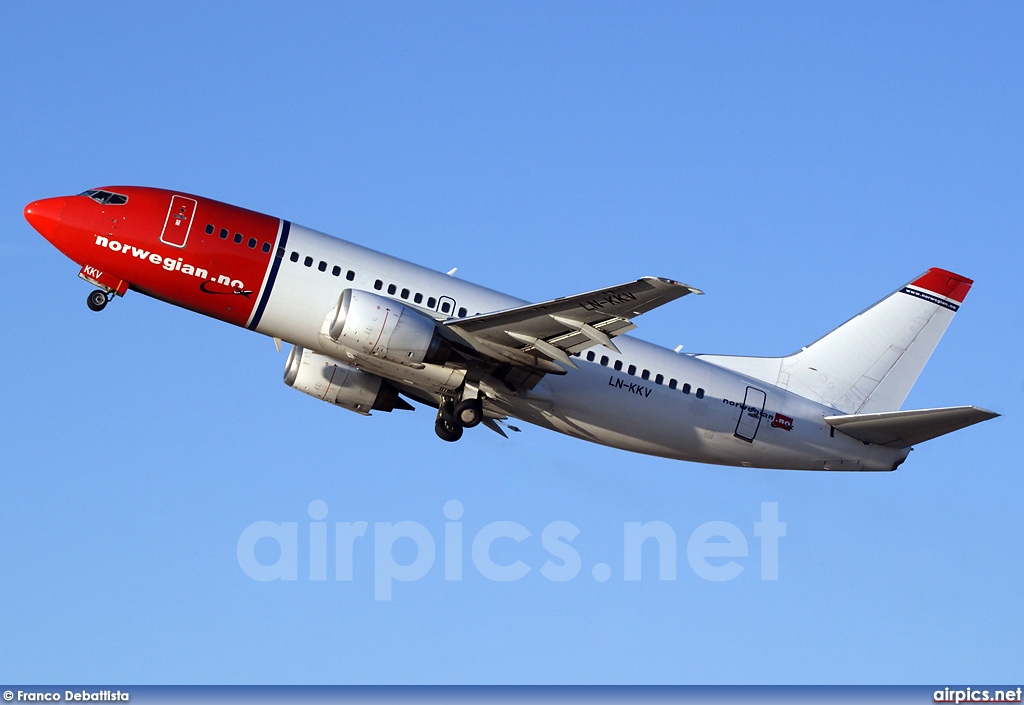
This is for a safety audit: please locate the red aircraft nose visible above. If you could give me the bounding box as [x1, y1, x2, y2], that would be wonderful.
[24, 197, 67, 242]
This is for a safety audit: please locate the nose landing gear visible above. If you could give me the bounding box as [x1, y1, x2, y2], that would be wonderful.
[87, 289, 112, 312]
[78, 266, 127, 312]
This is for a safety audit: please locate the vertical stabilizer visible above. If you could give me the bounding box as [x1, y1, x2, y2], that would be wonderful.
[697, 269, 973, 414]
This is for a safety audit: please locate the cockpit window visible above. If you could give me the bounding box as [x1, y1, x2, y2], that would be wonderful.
[79, 189, 128, 205]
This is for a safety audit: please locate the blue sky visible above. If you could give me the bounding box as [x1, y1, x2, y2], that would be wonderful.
[1, 2, 1021, 685]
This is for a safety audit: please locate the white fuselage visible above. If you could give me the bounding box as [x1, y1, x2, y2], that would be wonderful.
[255, 223, 907, 471]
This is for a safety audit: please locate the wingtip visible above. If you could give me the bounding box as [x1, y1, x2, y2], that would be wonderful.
[643, 276, 703, 295]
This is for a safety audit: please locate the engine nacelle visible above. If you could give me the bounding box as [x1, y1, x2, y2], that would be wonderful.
[283, 346, 409, 414]
[327, 289, 451, 366]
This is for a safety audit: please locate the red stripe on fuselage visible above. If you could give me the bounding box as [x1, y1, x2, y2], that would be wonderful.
[53, 186, 280, 327]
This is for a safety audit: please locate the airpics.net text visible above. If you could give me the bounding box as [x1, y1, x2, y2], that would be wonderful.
[237, 501, 786, 601]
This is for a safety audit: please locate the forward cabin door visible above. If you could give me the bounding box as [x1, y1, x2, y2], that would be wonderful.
[734, 386, 767, 442]
[160, 195, 197, 248]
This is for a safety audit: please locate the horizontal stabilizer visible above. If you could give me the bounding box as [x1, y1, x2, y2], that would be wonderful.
[824, 406, 998, 449]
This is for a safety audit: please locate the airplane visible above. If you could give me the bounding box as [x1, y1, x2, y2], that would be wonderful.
[24, 186, 997, 471]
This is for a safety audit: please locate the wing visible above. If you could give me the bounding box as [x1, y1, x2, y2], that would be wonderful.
[445, 276, 701, 373]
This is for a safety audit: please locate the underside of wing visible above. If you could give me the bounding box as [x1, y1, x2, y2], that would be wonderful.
[445, 276, 701, 373]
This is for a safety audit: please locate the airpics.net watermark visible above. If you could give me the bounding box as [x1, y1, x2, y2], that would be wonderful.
[237, 501, 786, 601]
[236, 501, 786, 600]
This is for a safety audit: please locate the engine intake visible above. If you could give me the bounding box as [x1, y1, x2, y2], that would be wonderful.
[327, 289, 451, 366]
[284, 346, 412, 414]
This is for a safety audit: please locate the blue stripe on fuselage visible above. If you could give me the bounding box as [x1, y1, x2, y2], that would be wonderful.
[247, 220, 291, 330]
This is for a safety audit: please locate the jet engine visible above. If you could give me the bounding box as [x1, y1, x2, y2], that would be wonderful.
[283, 346, 412, 414]
[327, 289, 451, 366]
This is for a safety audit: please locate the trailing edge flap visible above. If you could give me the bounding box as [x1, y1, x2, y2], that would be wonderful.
[446, 276, 701, 369]
[824, 406, 998, 448]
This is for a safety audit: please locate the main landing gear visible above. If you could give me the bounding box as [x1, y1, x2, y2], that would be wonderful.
[434, 396, 484, 442]
[87, 289, 112, 312]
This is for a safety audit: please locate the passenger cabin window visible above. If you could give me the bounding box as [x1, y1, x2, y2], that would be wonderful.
[401, 288, 410, 299]
[374, 280, 383, 291]
[696, 388, 705, 399]
[414, 293, 423, 304]
[600, 355, 609, 366]
[627, 364, 636, 376]
[586, 351, 595, 362]
[205, 224, 214, 235]
[427, 297, 436, 308]
[79, 189, 128, 205]
[682, 383, 691, 395]
[332, 265, 341, 276]
[346, 270, 355, 281]
[304, 256, 313, 267]
[262, 242, 271, 253]
[387, 284, 397, 295]
[248, 238, 257, 249]
[614, 360, 623, 371]
[669, 379, 678, 389]
[318, 261, 327, 272]
[655, 374, 664, 385]
[641, 369, 650, 380]
[289, 251, 299, 262]
[441, 301, 451, 314]
[458, 307, 467, 317]
[220, 229, 229, 240]
[233, 233, 243, 244]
